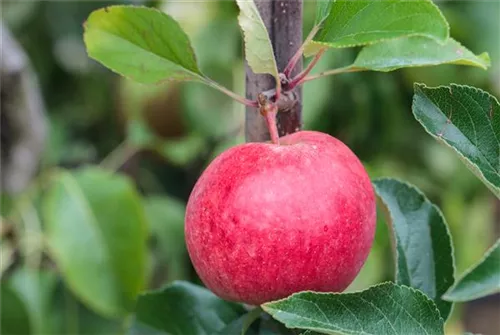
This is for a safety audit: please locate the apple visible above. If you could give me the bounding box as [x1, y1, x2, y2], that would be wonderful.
[185, 130, 376, 305]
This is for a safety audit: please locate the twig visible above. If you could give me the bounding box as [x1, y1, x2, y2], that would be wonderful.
[206, 79, 258, 108]
[300, 66, 363, 84]
[100, 141, 140, 171]
[287, 48, 326, 90]
[283, 23, 322, 78]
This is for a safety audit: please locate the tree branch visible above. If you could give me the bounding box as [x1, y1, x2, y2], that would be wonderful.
[245, 0, 303, 142]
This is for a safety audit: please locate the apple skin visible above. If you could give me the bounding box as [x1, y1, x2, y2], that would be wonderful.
[185, 130, 376, 305]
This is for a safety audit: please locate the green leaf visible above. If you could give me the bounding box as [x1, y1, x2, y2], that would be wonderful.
[143, 196, 188, 281]
[311, 0, 449, 49]
[0, 193, 13, 216]
[412, 84, 500, 198]
[8, 268, 58, 334]
[443, 239, 500, 302]
[1, 283, 32, 335]
[129, 321, 169, 335]
[84, 6, 204, 84]
[212, 307, 261, 335]
[135, 281, 247, 335]
[373, 178, 455, 320]
[262, 282, 444, 335]
[350, 37, 490, 72]
[42, 168, 148, 317]
[0, 237, 15, 276]
[315, 0, 334, 25]
[156, 133, 207, 166]
[236, 0, 280, 88]
[50, 282, 125, 335]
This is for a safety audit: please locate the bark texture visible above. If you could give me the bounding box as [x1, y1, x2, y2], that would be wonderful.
[245, 0, 303, 142]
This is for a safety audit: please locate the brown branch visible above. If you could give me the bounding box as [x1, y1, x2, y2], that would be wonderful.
[245, 0, 303, 143]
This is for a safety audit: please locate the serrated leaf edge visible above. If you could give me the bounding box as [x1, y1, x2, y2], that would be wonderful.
[312, 0, 450, 49]
[412, 83, 500, 199]
[235, 0, 280, 85]
[261, 282, 445, 335]
[443, 238, 500, 302]
[352, 38, 490, 72]
[83, 5, 207, 84]
[372, 177, 456, 320]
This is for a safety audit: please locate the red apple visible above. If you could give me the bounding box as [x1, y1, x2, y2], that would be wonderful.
[185, 130, 376, 305]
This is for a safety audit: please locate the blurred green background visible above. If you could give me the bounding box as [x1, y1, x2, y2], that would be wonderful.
[1, 1, 499, 334]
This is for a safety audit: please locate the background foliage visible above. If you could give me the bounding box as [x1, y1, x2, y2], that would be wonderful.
[1, 0, 499, 334]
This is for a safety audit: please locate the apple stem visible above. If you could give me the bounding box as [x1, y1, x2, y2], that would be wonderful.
[300, 66, 363, 84]
[287, 48, 326, 90]
[283, 24, 322, 79]
[205, 79, 259, 108]
[258, 93, 280, 145]
[265, 106, 280, 145]
[275, 78, 282, 103]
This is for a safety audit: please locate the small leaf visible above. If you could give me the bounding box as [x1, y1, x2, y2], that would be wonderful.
[262, 282, 444, 335]
[0, 284, 32, 335]
[84, 6, 204, 84]
[156, 133, 207, 166]
[443, 239, 500, 302]
[135, 281, 247, 335]
[315, 0, 334, 25]
[212, 307, 261, 335]
[42, 168, 148, 317]
[236, 0, 280, 88]
[373, 178, 455, 320]
[143, 196, 188, 281]
[350, 37, 490, 71]
[412, 84, 500, 198]
[311, 0, 449, 49]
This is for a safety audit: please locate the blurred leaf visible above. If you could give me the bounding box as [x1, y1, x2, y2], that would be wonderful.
[310, 0, 448, 50]
[262, 282, 444, 335]
[315, 0, 334, 25]
[128, 118, 157, 148]
[50, 281, 124, 335]
[213, 307, 261, 335]
[0, 240, 15, 276]
[156, 133, 207, 166]
[1, 283, 32, 335]
[208, 134, 245, 166]
[134, 281, 247, 335]
[143, 196, 188, 281]
[84, 6, 204, 84]
[236, 0, 280, 89]
[412, 84, 500, 198]
[129, 321, 168, 335]
[350, 37, 490, 72]
[443, 239, 500, 302]
[373, 178, 455, 320]
[2, 1, 38, 30]
[43, 168, 148, 317]
[8, 268, 58, 334]
[302, 52, 336, 128]
[193, 18, 240, 71]
[1, 195, 14, 217]
[182, 81, 241, 137]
